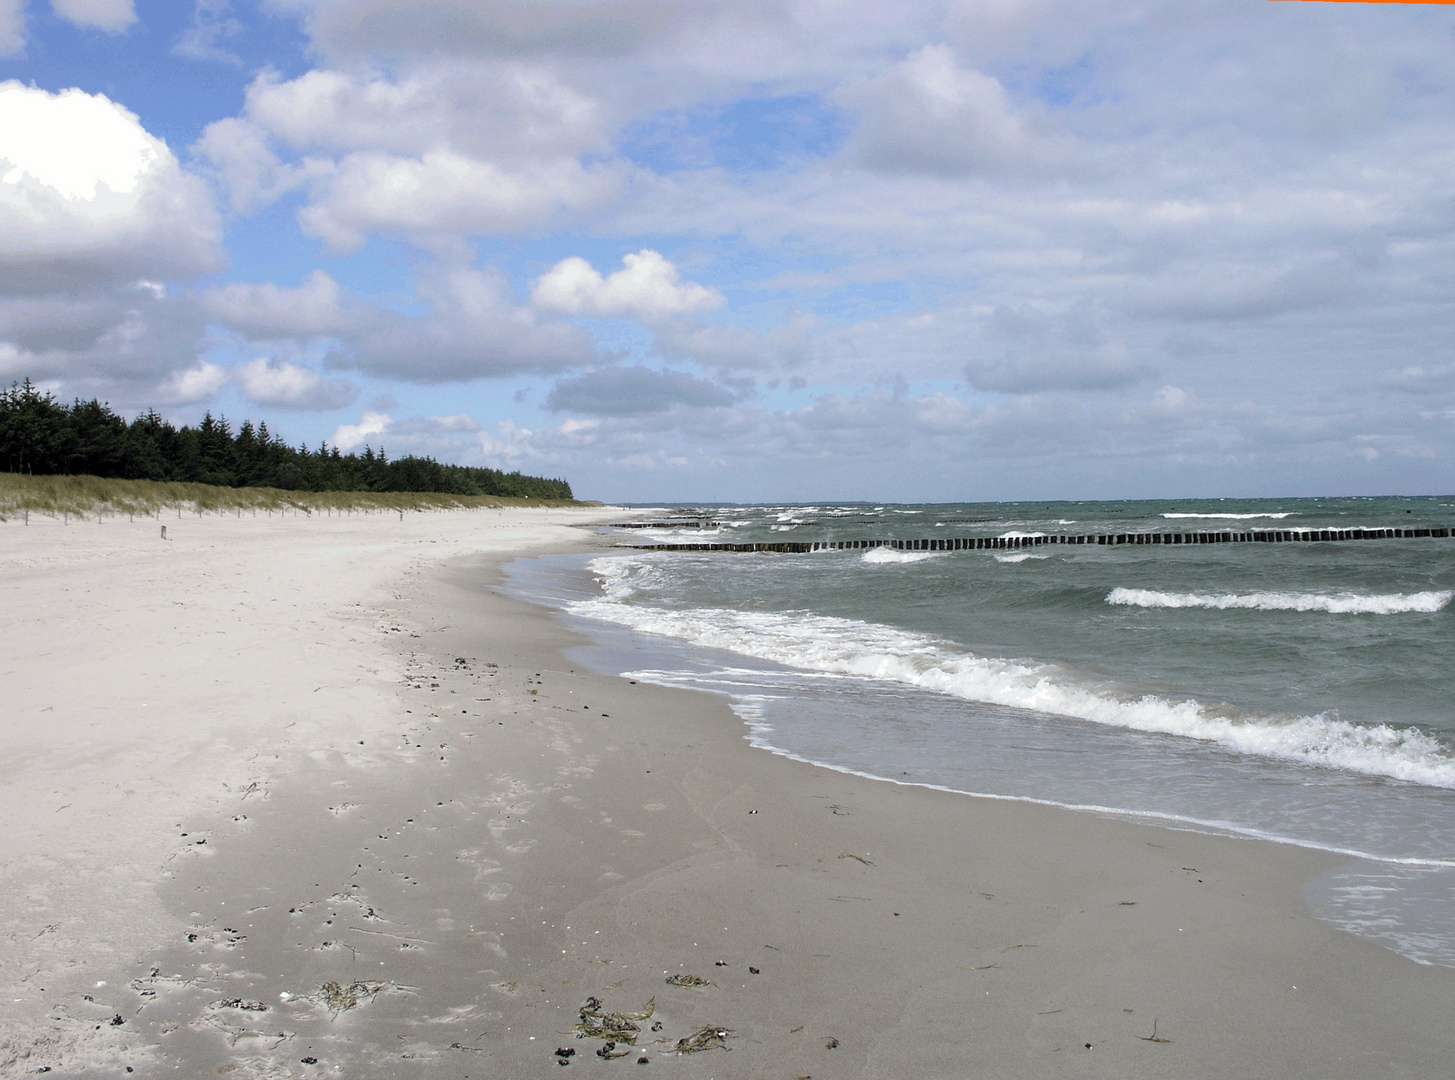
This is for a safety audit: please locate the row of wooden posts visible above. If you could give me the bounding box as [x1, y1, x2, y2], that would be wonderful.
[623, 525, 1453, 554]
[609, 519, 723, 529]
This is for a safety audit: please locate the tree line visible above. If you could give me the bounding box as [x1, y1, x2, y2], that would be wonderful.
[0, 380, 574, 500]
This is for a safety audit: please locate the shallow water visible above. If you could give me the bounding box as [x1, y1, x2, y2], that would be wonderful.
[504, 495, 1455, 966]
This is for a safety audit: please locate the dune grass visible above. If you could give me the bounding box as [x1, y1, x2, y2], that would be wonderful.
[0, 472, 595, 523]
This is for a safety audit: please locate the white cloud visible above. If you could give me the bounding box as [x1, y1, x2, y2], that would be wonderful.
[240, 66, 606, 160]
[51, 0, 136, 34]
[838, 44, 1047, 177]
[2, 81, 156, 199]
[196, 262, 600, 382]
[298, 148, 616, 251]
[291, 0, 682, 60]
[29, 0, 1455, 495]
[174, 0, 243, 64]
[201, 271, 351, 338]
[652, 313, 819, 373]
[330, 409, 390, 451]
[235, 356, 356, 409]
[545, 365, 734, 415]
[192, 116, 321, 213]
[198, 65, 619, 247]
[340, 263, 597, 380]
[155, 361, 229, 404]
[0, 0, 23, 55]
[0, 82, 222, 288]
[532, 250, 721, 321]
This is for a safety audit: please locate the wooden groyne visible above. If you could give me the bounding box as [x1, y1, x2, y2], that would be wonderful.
[609, 520, 722, 529]
[623, 526, 1453, 554]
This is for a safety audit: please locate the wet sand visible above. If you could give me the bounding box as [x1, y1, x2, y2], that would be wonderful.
[3, 515, 1455, 1077]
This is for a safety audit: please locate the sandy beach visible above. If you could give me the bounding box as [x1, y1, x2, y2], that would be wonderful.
[3, 510, 1454, 1078]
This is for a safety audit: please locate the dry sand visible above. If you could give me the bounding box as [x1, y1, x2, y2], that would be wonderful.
[2, 511, 1453, 1078]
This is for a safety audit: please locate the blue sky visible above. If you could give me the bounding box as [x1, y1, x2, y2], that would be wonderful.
[3, 0, 1455, 501]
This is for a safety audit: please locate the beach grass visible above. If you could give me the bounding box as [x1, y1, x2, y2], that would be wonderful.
[0, 472, 595, 522]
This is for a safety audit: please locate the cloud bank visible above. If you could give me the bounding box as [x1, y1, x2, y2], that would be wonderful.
[8, 1, 1455, 499]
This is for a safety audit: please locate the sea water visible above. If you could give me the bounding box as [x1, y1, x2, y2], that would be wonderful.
[503, 496, 1455, 967]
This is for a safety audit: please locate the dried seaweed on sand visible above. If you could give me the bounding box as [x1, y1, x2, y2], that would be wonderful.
[572, 996, 655, 1044]
[665, 974, 712, 987]
[317, 980, 391, 1013]
[674, 1026, 732, 1054]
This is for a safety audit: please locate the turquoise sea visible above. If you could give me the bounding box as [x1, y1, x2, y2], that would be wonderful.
[505, 496, 1455, 967]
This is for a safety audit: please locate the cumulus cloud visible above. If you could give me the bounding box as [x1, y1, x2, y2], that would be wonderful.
[0, 282, 212, 398]
[241, 65, 607, 160]
[0, 82, 222, 290]
[330, 408, 390, 451]
[195, 262, 599, 382]
[838, 44, 1047, 177]
[545, 365, 734, 415]
[154, 361, 229, 404]
[51, 0, 136, 34]
[235, 356, 356, 409]
[0, 82, 224, 405]
[192, 116, 317, 213]
[341, 264, 597, 381]
[532, 250, 721, 321]
[20, 0, 1455, 494]
[196, 65, 620, 248]
[298, 150, 615, 251]
[201, 271, 352, 339]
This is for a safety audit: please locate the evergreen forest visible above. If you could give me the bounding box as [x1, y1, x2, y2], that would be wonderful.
[0, 380, 573, 500]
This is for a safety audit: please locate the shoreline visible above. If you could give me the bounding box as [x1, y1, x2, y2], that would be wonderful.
[3, 516, 1454, 1076]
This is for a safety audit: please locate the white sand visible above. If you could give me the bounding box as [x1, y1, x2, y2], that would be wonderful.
[3, 510, 1454, 1078]
[0, 506, 618, 1072]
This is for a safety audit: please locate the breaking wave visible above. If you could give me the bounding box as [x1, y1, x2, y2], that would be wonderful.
[1162, 512, 1293, 519]
[574, 556, 1455, 789]
[861, 548, 942, 565]
[1107, 588, 1453, 615]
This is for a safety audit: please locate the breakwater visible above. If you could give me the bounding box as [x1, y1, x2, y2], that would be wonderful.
[608, 519, 722, 529]
[621, 525, 1453, 553]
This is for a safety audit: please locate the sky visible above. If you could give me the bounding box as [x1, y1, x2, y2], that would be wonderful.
[2, 0, 1455, 502]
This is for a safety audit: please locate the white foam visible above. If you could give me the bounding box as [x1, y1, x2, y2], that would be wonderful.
[861, 548, 942, 564]
[1162, 512, 1292, 519]
[995, 553, 1049, 563]
[1107, 588, 1453, 615]
[575, 556, 1455, 789]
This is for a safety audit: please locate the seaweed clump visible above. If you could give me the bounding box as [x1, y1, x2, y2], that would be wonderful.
[318, 980, 389, 1013]
[674, 1026, 732, 1054]
[572, 996, 655, 1044]
[665, 974, 712, 988]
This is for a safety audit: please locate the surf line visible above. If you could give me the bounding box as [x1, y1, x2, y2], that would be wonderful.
[620, 525, 1453, 553]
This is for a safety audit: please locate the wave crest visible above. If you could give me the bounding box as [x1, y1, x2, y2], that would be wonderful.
[1162, 512, 1292, 519]
[862, 548, 942, 564]
[1107, 588, 1453, 615]
[574, 557, 1455, 789]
